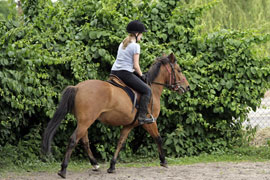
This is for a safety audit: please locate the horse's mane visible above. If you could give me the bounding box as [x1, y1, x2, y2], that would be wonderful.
[146, 56, 170, 83]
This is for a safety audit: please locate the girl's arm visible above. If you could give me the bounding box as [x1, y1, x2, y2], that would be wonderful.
[133, 53, 143, 76]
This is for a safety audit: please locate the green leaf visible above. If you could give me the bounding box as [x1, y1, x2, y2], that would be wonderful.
[165, 138, 172, 145]
[196, 60, 205, 67]
[175, 145, 180, 153]
[250, 67, 256, 74]
[8, 51, 15, 57]
[225, 80, 233, 89]
[98, 49, 106, 56]
[91, 46, 97, 52]
[151, 8, 159, 14]
[89, 31, 97, 39]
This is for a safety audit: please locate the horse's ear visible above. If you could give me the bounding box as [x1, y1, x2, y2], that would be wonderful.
[168, 53, 175, 63]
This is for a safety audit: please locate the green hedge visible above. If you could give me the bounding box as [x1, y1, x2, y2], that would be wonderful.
[0, 0, 269, 164]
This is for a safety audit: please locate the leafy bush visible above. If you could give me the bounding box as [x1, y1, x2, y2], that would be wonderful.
[0, 0, 269, 163]
[0, 126, 42, 168]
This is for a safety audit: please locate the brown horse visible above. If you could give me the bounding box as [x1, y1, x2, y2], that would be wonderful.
[42, 53, 190, 178]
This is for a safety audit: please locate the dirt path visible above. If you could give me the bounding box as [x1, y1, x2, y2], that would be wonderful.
[2, 162, 270, 180]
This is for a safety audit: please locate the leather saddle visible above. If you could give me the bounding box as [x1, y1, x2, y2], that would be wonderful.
[107, 74, 140, 112]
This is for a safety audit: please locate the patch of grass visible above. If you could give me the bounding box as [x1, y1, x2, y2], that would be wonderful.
[1, 146, 270, 178]
[166, 146, 270, 165]
[117, 146, 270, 167]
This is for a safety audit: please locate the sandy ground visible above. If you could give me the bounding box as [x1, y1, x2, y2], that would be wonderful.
[2, 162, 270, 180]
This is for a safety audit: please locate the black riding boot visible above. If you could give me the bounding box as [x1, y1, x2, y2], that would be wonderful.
[138, 95, 154, 125]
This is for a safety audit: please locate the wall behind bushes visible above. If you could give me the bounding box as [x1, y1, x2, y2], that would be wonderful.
[0, 0, 269, 164]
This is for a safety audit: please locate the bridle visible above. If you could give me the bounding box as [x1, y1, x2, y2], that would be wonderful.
[151, 62, 187, 93]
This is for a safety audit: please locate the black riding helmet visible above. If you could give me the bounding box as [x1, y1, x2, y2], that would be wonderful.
[126, 20, 147, 42]
[126, 20, 147, 33]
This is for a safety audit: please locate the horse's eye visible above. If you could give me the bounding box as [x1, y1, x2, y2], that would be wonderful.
[178, 70, 181, 73]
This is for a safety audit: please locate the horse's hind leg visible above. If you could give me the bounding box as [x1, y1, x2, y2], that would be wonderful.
[58, 130, 77, 178]
[142, 123, 167, 167]
[107, 126, 133, 173]
[58, 125, 90, 178]
[81, 133, 99, 171]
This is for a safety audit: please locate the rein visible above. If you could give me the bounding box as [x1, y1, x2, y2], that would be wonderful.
[151, 62, 186, 92]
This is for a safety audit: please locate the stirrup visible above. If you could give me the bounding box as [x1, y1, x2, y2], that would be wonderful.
[138, 114, 156, 125]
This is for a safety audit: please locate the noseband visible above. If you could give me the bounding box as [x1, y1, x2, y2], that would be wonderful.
[152, 62, 186, 93]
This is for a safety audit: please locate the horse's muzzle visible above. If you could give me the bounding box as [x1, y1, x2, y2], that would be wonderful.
[177, 85, 190, 94]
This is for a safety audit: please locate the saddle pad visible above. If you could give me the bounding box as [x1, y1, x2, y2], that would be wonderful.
[107, 75, 139, 109]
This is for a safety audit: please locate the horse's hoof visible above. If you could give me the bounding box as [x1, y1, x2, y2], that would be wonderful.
[107, 168, 115, 173]
[58, 171, 66, 179]
[160, 162, 168, 168]
[92, 164, 100, 171]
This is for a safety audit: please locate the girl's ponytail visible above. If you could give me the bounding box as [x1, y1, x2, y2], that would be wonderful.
[122, 34, 135, 49]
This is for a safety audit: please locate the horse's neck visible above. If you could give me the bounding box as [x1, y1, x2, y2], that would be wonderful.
[151, 84, 163, 99]
[149, 69, 167, 117]
[151, 69, 167, 100]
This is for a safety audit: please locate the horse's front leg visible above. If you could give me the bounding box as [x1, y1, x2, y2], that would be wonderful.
[155, 135, 168, 167]
[143, 122, 168, 167]
[107, 126, 133, 173]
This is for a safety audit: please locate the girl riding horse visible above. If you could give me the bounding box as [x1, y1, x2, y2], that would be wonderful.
[42, 21, 190, 179]
[111, 20, 152, 124]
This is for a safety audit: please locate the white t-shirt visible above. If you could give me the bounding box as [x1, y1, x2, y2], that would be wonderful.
[111, 42, 140, 72]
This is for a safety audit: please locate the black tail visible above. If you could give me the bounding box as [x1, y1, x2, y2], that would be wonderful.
[42, 86, 78, 155]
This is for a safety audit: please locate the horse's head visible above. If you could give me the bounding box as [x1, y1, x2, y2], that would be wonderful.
[161, 53, 190, 94]
[147, 53, 190, 94]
